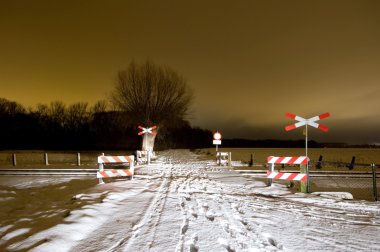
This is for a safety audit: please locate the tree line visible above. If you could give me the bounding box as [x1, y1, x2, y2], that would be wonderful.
[0, 97, 212, 150]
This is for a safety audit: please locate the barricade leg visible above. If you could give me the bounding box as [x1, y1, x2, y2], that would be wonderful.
[300, 163, 307, 193]
[98, 163, 104, 184]
[130, 156, 135, 180]
[268, 163, 274, 186]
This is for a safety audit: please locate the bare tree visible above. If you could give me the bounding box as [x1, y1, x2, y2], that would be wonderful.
[0, 98, 26, 116]
[91, 100, 108, 114]
[66, 102, 89, 131]
[47, 101, 66, 127]
[111, 60, 193, 150]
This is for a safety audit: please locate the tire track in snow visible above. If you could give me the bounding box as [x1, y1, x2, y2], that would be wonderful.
[107, 163, 174, 252]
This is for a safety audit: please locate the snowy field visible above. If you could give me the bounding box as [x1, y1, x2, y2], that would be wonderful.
[1, 149, 380, 251]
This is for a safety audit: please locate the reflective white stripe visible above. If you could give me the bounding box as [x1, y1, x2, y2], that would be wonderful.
[308, 115, 321, 122]
[294, 121, 306, 128]
[105, 170, 116, 177]
[294, 156, 308, 164]
[308, 121, 319, 129]
[294, 174, 306, 180]
[268, 172, 278, 178]
[118, 156, 128, 162]
[294, 115, 306, 122]
[119, 170, 130, 176]
[280, 173, 292, 179]
[281, 157, 292, 163]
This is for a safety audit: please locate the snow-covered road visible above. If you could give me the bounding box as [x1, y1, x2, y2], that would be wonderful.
[2, 149, 380, 251]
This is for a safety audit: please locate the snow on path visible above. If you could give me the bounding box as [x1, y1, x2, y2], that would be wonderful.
[117, 150, 380, 252]
[2, 149, 380, 251]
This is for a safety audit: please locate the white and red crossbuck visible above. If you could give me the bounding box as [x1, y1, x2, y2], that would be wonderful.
[285, 112, 330, 132]
[138, 125, 157, 136]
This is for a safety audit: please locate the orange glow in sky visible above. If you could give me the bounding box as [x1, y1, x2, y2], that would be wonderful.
[1, 0, 379, 144]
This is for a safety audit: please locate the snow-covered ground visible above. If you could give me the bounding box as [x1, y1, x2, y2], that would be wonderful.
[1, 149, 380, 251]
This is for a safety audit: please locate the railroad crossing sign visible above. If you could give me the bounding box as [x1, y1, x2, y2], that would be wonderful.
[284, 112, 330, 193]
[213, 131, 222, 141]
[285, 112, 330, 132]
[213, 131, 222, 151]
[138, 125, 157, 136]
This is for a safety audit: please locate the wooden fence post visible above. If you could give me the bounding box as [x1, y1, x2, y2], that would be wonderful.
[348, 156, 356, 170]
[316, 155, 323, 169]
[12, 153, 17, 166]
[372, 163, 378, 201]
[249, 154, 253, 167]
[44, 153, 49, 165]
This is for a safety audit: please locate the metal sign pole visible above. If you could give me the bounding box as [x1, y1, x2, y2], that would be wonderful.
[305, 123, 310, 193]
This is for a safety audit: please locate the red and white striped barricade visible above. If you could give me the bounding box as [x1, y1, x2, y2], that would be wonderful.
[97, 155, 135, 184]
[267, 156, 308, 186]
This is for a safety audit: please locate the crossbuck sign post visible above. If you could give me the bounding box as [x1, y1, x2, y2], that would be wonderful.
[213, 131, 222, 152]
[138, 125, 157, 136]
[285, 112, 330, 192]
[138, 125, 157, 163]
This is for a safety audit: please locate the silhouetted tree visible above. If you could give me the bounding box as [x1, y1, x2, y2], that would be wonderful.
[111, 60, 193, 150]
[0, 98, 25, 116]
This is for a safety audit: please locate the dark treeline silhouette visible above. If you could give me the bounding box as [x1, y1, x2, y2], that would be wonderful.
[0, 98, 212, 150]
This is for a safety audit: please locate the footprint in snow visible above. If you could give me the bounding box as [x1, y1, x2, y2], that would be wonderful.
[202, 203, 209, 209]
[263, 233, 283, 249]
[186, 233, 198, 252]
[218, 238, 235, 252]
[233, 214, 248, 225]
[181, 218, 189, 235]
[206, 210, 216, 221]
[189, 206, 198, 218]
[183, 194, 191, 201]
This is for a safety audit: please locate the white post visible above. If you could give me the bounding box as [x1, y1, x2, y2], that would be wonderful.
[12, 153, 17, 166]
[44, 153, 49, 166]
[305, 124, 310, 193]
[130, 156, 135, 180]
[77, 152, 81, 166]
[98, 153, 105, 184]
[268, 163, 274, 186]
[147, 150, 151, 164]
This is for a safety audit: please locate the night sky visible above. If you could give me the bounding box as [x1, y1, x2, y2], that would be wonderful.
[1, 1, 380, 144]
